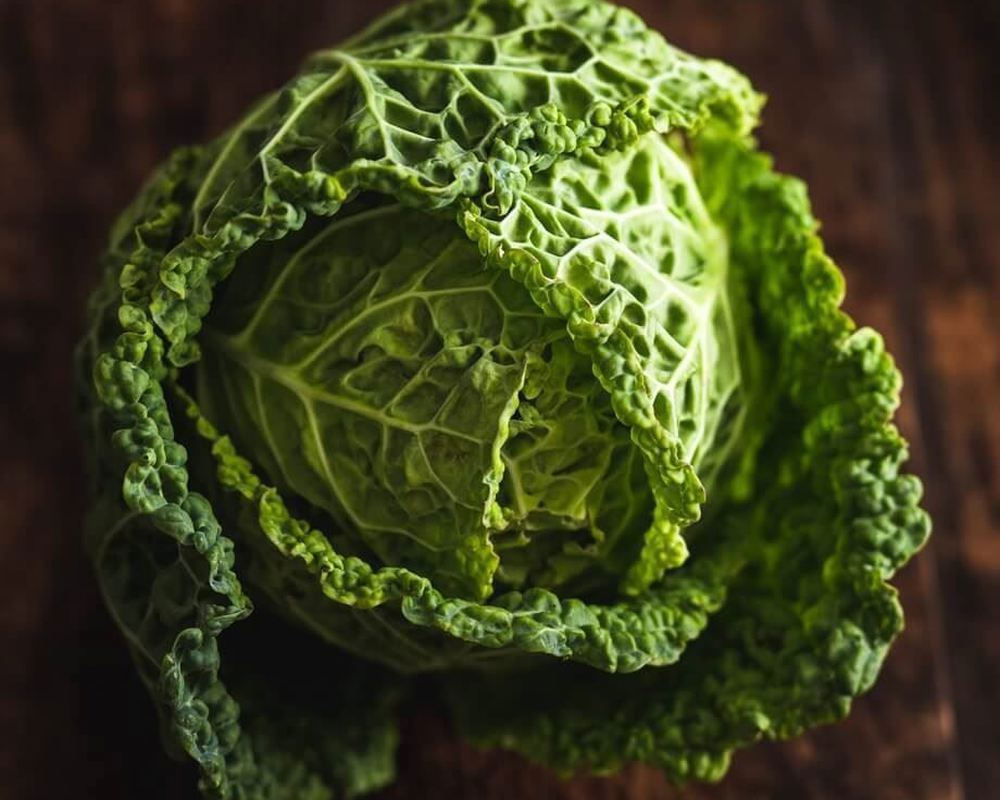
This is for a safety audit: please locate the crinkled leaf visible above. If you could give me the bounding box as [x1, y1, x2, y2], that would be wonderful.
[77, 2, 927, 798]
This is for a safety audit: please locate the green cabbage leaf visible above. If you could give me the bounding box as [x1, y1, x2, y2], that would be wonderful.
[78, 1, 929, 797]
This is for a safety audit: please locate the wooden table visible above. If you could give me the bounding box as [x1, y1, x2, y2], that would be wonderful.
[1, 1, 996, 798]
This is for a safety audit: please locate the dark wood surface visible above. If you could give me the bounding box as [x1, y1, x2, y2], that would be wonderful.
[1, 1, 996, 798]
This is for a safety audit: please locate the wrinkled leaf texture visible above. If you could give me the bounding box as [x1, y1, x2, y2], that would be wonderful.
[78, 0, 930, 797]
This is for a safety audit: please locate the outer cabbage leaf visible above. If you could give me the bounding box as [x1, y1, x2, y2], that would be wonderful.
[80, 152, 401, 800]
[448, 129, 931, 781]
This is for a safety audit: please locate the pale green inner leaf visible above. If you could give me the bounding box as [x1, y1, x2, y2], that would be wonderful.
[197, 135, 748, 601]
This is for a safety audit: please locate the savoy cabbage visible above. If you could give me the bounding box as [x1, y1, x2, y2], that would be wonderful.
[78, 0, 930, 796]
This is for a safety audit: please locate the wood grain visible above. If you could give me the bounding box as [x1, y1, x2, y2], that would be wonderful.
[0, 1, 995, 798]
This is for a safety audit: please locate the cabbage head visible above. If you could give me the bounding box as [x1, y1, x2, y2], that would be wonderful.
[78, 0, 931, 797]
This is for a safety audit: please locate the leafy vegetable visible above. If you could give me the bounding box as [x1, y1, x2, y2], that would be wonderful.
[78, 0, 930, 796]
